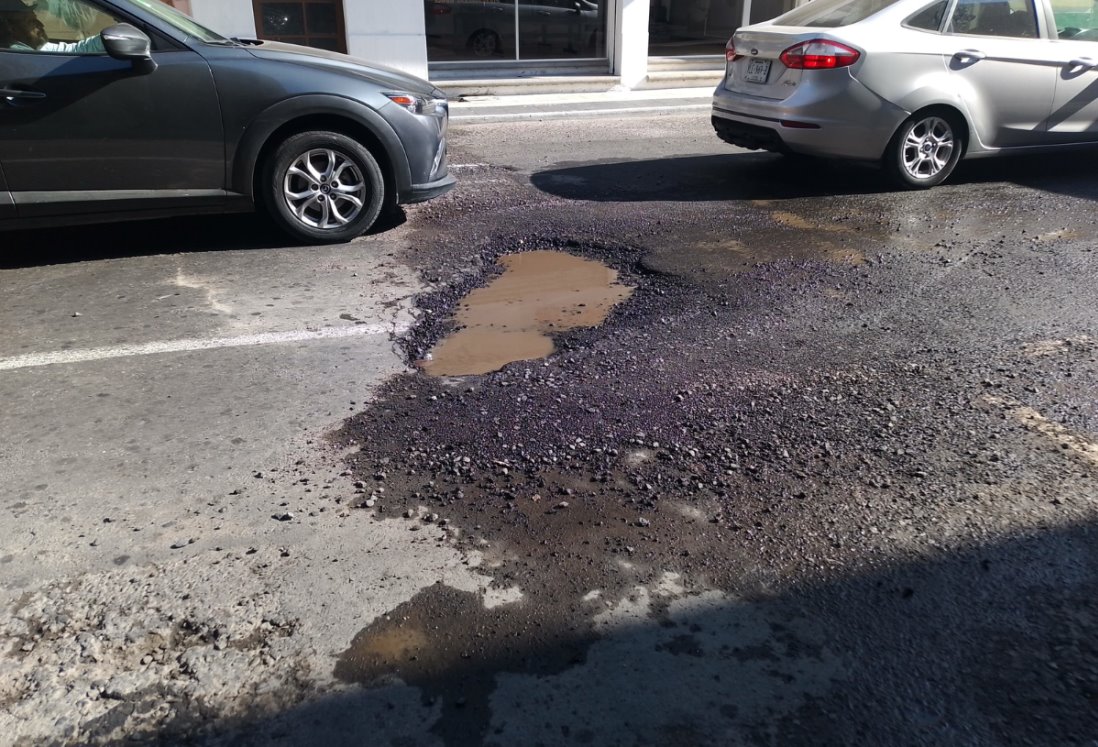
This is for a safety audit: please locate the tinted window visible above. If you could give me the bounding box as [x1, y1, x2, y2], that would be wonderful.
[773, 0, 905, 27]
[946, 0, 1038, 36]
[906, 0, 948, 29]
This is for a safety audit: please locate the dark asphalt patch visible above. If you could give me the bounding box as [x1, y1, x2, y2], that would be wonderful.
[332, 161, 1098, 746]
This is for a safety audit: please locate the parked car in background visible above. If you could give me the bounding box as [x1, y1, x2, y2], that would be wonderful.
[712, 0, 1098, 187]
[426, 0, 602, 59]
[0, 0, 455, 243]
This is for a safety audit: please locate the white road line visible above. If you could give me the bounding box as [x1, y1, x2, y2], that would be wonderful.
[452, 104, 710, 124]
[0, 323, 404, 372]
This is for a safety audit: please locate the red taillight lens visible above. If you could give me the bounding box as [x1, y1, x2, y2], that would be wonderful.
[779, 40, 860, 70]
[725, 38, 742, 62]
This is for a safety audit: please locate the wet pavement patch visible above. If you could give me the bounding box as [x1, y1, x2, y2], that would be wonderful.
[334, 584, 596, 746]
[419, 250, 633, 376]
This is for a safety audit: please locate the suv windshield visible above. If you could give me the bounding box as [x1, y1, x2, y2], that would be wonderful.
[773, 0, 904, 26]
[126, 0, 227, 43]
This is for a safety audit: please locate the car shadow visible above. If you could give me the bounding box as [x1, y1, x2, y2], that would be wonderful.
[121, 518, 1097, 746]
[530, 149, 1098, 203]
[531, 152, 888, 202]
[0, 206, 408, 270]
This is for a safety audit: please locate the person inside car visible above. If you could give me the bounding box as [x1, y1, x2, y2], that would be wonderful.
[0, 0, 105, 53]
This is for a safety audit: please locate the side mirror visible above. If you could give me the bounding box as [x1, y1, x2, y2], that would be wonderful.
[101, 24, 157, 72]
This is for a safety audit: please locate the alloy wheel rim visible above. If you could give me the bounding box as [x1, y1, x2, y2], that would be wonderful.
[901, 116, 954, 180]
[283, 149, 366, 230]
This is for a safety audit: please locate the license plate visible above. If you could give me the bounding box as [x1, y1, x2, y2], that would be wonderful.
[743, 58, 771, 84]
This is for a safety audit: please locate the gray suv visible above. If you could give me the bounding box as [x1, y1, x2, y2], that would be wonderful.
[0, 0, 455, 243]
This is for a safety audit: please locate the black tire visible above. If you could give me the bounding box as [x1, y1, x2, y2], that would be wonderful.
[263, 131, 385, 244]
[884, 109, 964, 189]
[468, 29, 500, 57]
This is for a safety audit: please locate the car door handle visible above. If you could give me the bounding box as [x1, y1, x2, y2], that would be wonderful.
[1068, 56, 1096, 69]
[953, 49, 986, 62]
[0, 87, 46, 101]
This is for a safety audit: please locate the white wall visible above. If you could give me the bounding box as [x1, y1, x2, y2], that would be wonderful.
[344, 0, 428, 79]
[188, 0, 256, 39]
[616, 0, 649, 88]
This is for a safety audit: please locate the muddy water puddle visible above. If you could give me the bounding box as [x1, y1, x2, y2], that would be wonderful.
[420, 251, 633, 377]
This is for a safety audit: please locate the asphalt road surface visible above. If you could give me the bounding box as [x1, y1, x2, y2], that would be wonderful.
[2, 111, 1096, 746]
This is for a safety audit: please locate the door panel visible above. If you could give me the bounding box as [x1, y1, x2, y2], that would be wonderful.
[0, 48, 224, 216]
[1045, 40, 1098, 140]
[945, 0, 1057, 147]
[1044, 0, 1098, 140]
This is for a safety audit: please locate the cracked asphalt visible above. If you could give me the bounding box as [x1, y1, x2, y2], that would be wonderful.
[2, 111, 1097, 746]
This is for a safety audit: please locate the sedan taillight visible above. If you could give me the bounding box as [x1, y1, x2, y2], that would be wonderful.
[779, 39, 860, 70]
[725, 38, 742, 62]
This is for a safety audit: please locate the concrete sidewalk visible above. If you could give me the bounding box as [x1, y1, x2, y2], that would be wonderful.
[448, 85, 717, 124]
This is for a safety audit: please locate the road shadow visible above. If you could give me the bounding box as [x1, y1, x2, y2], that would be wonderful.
[0, 206, 408, 270]
[127, 519, 1096, 746]
[530, 150, 1098, 203]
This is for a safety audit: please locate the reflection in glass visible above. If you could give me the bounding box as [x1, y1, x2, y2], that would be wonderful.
[519, 0, 605, 59]
[262, 3, 305, 35]
[306, 3, 339, 34]
[254, 0, 345, 52]
[426, 0, 607, 62]
[648, 0, 792, 56]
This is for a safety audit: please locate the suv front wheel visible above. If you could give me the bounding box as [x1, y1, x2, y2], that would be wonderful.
[264, 131, 385, 244]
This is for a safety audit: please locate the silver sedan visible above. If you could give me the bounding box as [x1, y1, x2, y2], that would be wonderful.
[712, 0, 1098, 187]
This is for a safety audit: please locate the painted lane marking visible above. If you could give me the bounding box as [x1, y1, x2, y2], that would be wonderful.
[0, 323, 405, 372]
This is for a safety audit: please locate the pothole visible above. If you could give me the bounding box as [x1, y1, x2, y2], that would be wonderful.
[419, 250, 633, 376]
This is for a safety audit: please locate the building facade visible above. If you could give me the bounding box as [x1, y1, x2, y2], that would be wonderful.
[166, 0, 796, 85]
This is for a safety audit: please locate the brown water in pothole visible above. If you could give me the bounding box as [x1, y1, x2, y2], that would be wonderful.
[420, 251, 633, 377]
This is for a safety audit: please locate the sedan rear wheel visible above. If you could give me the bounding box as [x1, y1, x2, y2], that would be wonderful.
[885, 111, 963, 189]
[264, 131, 385, 244]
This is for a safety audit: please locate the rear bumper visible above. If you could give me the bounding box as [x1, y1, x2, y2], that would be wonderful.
[711, 77, 905, 160]
[401, 172, 457, 204]
[712, 112, 791, 153]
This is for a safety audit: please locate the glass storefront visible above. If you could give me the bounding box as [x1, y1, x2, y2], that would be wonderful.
[426, 0, 608, 62]
[253, 0, 347, 52]
[648, 0, 792, 56]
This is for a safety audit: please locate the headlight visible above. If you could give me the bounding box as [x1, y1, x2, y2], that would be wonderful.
[384, 92, 448, 116]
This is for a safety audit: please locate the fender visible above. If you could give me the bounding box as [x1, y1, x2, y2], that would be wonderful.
[229, 94, 412, 198]
[892, 78, 991, 155]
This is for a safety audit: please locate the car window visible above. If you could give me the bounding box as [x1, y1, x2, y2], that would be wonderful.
[946, 0, 1038, 37]
[906, 0, 949, 30]
[1048, 0, 1098, 39]
[0, 0, 120, 54]
[125, 0, 226, 43]
[772, 0, 906, 27]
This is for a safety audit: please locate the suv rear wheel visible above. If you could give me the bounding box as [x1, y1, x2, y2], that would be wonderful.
[264, 131, 385, 244]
